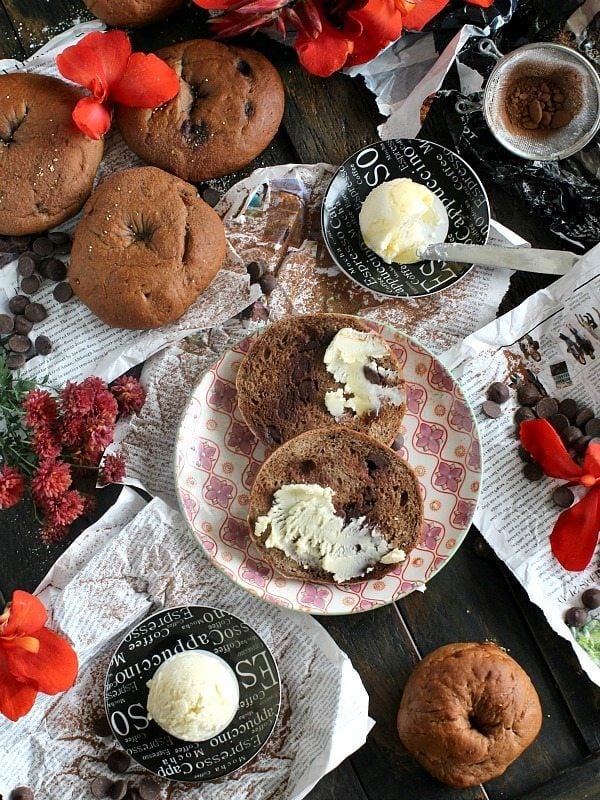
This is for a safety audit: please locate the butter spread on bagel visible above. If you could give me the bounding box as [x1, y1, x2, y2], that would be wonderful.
[255, 483, 405, 583]
[323, 327, 404, 419]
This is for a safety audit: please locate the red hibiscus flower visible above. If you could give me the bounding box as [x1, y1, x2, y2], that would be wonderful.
[193, 0, 494, 76]
[56, 30, 179, 139]
[0, 590, 78, 721]
[520, 419, 600, 571]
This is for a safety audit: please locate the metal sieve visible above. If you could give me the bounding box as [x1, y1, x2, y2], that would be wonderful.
[469, 40, 600, 161]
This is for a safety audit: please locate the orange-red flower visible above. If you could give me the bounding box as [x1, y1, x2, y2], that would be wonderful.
[56, 30, 180, 139]
[0, 591, 78, 721]
[0, 466, 25, 509]
[194, 0, 495, 76]
[520, 419, 600, 571]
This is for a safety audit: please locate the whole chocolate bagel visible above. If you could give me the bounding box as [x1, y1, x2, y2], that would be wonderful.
[397, 642, 542, 788]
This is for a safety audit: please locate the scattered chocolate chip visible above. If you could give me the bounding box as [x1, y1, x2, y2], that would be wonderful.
[523, 462, 544, 481]
[472, 534, 493, 558]
[548, 413, 569, 434]
[93, 714, 113, 738]
[7, 334, 31, 353]
[8, 295, 29, 315]
[6, 353, 26, 370]
[48, 230, 71, 246]
[34, 335, 52, 356]
[363, 365, 382, 385]
[517, 445, 534, 463]
[366, 451, 387, 471]
[535, 396, 559, 419]
[9, 236, 34, 252]
[24, 302, 47, 322]
[21, 275, 40, 295]
[575, 407, 594, 428]
[17, 253, 37, 277]
[582, 588, 600, 610]
[565, 607, 588, 628]
[574, 435, 591, 454]
[10, 788, 34, 800]
[259, 274, 276, 295]
[392, 433, 404, 451]
[0, 313, 14, 334]
[552, 486, 574, 508]
[107, 750, 130, 774]
[0, 236, 15, 253]
[53, 282, 73, 303]
[201, 187, 221, 207]
[138, 779, 161, 800]
[91, 776, 114, 799]
[486, 382, 509, 403]
[14, 315, 33, 335]
[237, 59, 251, 76]
[482, 400, 502, 419]
[298, 379, 315, 401]
[584, 418, 600, 438]
[31, 236, 54, 257]
[517, 383, 541, 406]
[42, 257, 67, 282]
[558, 398, 578, 421]
[110, 780, 128, 800]
[514, 406, 536, 424]
[246, 260, 265, 283]
[563, 425, 583, 445]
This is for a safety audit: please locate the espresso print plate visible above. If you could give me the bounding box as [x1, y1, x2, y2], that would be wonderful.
[174, 321, 482, 615]
[321, 139, 490, 298]
[105, 605, 280, 782]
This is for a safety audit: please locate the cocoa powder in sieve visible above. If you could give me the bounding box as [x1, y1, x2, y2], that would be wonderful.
[502, 66, 582, 137]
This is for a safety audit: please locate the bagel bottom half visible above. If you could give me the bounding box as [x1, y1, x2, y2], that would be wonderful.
[247, 427, 423, 585]
[397, 642, 542, 788]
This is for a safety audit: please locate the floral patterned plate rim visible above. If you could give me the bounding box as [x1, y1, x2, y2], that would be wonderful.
[174, 320, 482, 615]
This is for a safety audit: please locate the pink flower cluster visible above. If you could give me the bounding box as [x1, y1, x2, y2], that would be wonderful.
[0, 374, 146, 543]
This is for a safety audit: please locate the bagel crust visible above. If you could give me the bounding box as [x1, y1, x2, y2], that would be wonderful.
[397, 642, 542, 788]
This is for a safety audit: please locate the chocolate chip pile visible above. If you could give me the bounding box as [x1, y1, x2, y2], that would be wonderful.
[1, 231, 74, 369]
[505, 77, 573, 133]
[483, 381, 600, 507]
[245, 258, 277, 295]
[565, 587, 600, 629]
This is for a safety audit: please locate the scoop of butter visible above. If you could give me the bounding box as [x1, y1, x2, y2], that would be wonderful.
[358, 178, 449, 264]
[146, 650, 239, 742]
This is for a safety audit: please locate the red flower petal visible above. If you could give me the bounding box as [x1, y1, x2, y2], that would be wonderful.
[295, 8, 353, 78]
[520, 419, 583, 481]
[583, 442, 600, 479]
[192, 0, 231, 7]
[346, 0, 404, 67]
[402, 0, 449, 30]
[72, 97, 112, 140]
[466, 0, 494, 6]
[0, 654, 38, 721]
[2, 591, 47, 638]
[5, 627, 78, 695]
[112, 53, 180, 108]
[550, 486, 600, 571]
[56, 30, 131, 101]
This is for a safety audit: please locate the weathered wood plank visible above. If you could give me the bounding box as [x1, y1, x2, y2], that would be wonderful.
[398, 530, 587, 798]
[2, 0, 91, 56]
[497, 553, 600, 753]
[519, 751, 600, 800]
[0, 2, 24, 60]
[306, 760, 370, 800]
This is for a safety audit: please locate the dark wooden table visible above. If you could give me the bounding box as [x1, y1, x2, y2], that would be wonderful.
[1, 2, 599, 799]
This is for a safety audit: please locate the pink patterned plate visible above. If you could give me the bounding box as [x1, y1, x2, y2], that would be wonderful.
[175, 321, 481, 615]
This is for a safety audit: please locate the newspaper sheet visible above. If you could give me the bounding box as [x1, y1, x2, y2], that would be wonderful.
[0, 488, 373, 800]
[443, 244, 600, 686]
[0, 21, 258, 384]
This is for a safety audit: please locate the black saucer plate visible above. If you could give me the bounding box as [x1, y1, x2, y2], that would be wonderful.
[105, 605, 281, 783]
[321, 138, 490, 298]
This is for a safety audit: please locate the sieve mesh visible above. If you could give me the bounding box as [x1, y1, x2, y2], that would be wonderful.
[483, 42, 600, 161]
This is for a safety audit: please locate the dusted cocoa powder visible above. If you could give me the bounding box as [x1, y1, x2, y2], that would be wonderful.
[505, 77, 573, 132]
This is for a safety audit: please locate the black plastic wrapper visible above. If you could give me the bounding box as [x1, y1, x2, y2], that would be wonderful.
[420, 90, 600, 250]
[419, 0, 600, 251]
